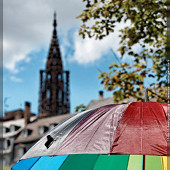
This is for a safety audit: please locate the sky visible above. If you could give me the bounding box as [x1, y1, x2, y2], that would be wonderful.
[3, 0, 126, 115]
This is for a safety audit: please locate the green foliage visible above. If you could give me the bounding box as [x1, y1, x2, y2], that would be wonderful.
[78, 0, 167, 103]
[75, 104, 86, 112]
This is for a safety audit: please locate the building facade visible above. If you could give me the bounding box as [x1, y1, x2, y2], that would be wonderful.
[1, 102, 36, 166]
[39, 12, 70, 117]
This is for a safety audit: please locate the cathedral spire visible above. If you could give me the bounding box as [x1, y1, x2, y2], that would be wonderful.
[39, 12, 70, 117]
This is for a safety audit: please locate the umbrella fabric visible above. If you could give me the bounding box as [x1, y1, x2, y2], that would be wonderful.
[11, 155, 167, 170]
[111, 102, 167, 156]
[11, 102, 168, 170]
[55, 104, 127, 155]
[21, 104, 128, 159]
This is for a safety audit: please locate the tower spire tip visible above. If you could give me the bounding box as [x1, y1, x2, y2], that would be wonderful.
[54, 11, 56, 20]
[53, 11, 57, 29]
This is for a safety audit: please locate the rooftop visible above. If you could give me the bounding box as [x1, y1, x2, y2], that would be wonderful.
[15, 113, 73, 143]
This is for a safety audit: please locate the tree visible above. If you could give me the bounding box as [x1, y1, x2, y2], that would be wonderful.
[78, 0, 167, 103]
[75, 104, 86, 112]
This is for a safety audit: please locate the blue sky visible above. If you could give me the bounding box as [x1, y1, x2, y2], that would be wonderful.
[3, 0, 123, 114]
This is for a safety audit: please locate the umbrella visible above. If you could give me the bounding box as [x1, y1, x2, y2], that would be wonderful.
[11, 102, 167, 170]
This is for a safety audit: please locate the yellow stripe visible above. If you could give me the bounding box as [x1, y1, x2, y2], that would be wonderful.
[161, 156, 167, 170]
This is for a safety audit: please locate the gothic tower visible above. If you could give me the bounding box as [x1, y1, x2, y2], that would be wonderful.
[39, 12, 70, 117]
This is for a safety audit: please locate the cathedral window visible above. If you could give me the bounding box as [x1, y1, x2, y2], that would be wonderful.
[58, 89, 62, 100]
[52, 61, 57, 65]
[53, 47, 56, 54]
[58, 73, 61, 80]
[47, 73, 51, 80]
[46, 89, 50, 100]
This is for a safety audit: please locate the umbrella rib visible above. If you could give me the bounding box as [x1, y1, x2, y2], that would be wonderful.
[83, 113, 110, 151]
[29, 157, 41, 170]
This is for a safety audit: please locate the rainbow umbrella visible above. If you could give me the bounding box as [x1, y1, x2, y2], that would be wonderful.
[11, 102, 167, 170]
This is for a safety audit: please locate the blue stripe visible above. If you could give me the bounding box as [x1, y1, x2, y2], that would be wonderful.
[30, 155, 68, 170]
[11, 157, 40, 170]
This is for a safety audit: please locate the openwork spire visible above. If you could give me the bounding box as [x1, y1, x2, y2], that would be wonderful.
[39, 12, 70, 117]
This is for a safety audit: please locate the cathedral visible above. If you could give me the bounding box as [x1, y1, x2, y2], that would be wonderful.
[38, 12, 70, 117]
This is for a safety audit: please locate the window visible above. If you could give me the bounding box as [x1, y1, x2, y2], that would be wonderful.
[10, 125, 15, 132]
[39, 126, 48, 135]
[23, 129, 28, 138]
[46, 89, 50, 100]
[3, 140, 7, 149]
[7, 140, 10, 147]
[53, 48, 56, 54]
[52, 61, 57, 66]
[58, 90, 62, 100]
[3, 127, 5, 133]
[3, 127, 9, 134]
[39, 127, 44, 135]
[49, 124, 58, 130]
[58, 73, 61, 80]
[22, 129, 32, 138]
[3, 139, 10, 149]
[9, 125, 20, 132]
[47, 73, 51, 80]
[42, 82, 45, 91]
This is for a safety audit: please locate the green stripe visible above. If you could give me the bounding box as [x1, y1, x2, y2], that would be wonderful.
[145, 155, 162, 170]
[127, 155, 143, 170]
[93, 154, 129, 170]
[59, 154, 99, 170]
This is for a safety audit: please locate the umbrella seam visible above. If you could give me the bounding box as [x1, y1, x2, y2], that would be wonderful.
[29, 157, 41, 170]
[53, 109, 97, 155]
[56, 108, 112, 154]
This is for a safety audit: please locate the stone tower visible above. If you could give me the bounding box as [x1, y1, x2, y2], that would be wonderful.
[39, 12, 70, 117]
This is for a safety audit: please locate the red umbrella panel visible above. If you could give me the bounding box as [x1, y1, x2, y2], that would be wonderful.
[111, 102, 167, 155]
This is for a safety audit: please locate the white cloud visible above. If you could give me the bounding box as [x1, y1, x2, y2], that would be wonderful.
[71, 33, 114, 64]
[10, 76, 22, 82]
[3, 40, 32, 73]
[69, 22, 127, 65]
